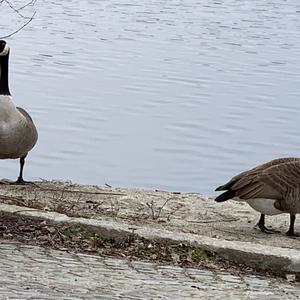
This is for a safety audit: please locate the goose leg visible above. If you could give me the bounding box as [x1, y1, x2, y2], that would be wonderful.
[15, 155, 26, 184]
[286, 215, 300, 237]
[256, 214, 280, 234]
[13, 155, 37, 185]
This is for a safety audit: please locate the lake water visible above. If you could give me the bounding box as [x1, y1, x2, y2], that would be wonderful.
[1, 0, 300, 195]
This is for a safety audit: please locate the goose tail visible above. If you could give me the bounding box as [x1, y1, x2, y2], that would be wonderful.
[215, 190, 236, 202]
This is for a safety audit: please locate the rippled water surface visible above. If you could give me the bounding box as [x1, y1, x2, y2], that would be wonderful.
[1, 0, 300, 194]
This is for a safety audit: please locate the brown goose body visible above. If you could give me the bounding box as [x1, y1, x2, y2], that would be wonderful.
[215, 157, 300, 236]
[0, 99, 37, 160]
[0, 40, 38, 183]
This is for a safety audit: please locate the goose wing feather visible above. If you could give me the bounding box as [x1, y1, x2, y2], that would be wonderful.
[216, 157, 300, 191]
[17, 107, 33, 122]
[231, 160, 300, 213]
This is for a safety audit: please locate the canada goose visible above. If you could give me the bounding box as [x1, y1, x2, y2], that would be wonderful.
[215, 157, 300, 236]
[0, 40, 38, 183]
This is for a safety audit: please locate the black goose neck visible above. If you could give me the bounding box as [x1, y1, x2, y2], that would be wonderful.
[0, 51, 11, 96]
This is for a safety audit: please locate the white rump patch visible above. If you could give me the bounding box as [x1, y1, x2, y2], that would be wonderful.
[234, 197, 283, 215]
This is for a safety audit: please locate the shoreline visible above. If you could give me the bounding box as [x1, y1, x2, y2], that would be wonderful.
[0, 180, 299, 279]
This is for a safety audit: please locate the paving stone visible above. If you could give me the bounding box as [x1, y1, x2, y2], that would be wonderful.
[0, 240, 299, 299]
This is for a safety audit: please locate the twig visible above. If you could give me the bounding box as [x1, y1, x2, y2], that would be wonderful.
[155, 198, 171, 219]
[0, 11, 36, 39]
[166, 203, 184, 221]
[35, 186, 126, 196]
[3, 0, 32, 18]
[13, 209, 39, 214]
[187, 218, 239, 224]
[0, 194, 27, 207]
[17, 0, 37, 11]
[0, 0, 37, 38]
[146, 198, 173, 220]
[146, 200, 155, 220]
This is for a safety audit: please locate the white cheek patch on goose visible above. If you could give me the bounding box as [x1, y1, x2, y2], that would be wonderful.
[0, 44, 9, 56]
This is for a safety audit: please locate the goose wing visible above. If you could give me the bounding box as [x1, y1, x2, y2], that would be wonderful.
[16, 106, 38, 150]
[17, 107, 33, 122]
[216, 157, 300, 192]
[230, 160, 300, 213]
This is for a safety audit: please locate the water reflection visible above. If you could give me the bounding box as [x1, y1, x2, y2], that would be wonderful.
[0, 0, 300, 194]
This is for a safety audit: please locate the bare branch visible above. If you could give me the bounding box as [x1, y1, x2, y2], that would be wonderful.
[3, 0, 31, 18]
[0, 0, 37, 39]
[146, 198, 173, 220]
[0, 11, 36, 39]
[17, 0, 37, 11]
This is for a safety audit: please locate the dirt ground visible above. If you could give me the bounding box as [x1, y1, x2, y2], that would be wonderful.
[0, 180, 298, 251]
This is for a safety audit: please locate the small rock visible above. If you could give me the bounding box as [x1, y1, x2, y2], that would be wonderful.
[3, 233, 13, 238]
[158, 219, 166, 223]
[286, 274, 296, 282]
[0, 225, 7, 231]
[39, 235, 49, 241]
[171, 253, 180, 264]
[45, 226, 56, 234]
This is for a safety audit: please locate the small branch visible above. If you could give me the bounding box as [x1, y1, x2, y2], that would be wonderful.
[166, 203, 184, 221]
[187, 218, 239, 224]
[146, 198, 173, 220]
[17, 0, 37, 11]
[155, 198, 171, 219]
[0, 0, 37, 39]
[0, 194, 26, 206]
[146, 200, 156, 220]
[3, 0, 33, 19]
[0, 12, 36, 39]
[35, 186, 126, 196]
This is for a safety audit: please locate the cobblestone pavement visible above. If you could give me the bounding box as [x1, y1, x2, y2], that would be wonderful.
[0, 240, 299, 300]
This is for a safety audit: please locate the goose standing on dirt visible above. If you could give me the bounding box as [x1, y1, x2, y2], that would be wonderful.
[0, 40, 38, 183]
[215, 157, 300, 237]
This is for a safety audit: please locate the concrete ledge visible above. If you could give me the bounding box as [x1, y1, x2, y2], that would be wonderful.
[1, 203, 300, 275]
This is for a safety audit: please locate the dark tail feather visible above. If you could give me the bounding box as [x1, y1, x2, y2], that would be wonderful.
[215, 180, 236, 192]
[215, 185, 226, 191]
[215, 190, 236, 202]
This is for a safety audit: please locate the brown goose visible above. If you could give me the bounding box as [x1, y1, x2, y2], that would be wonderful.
[0, 40, 38, 183]
[215, 157, 300, 236]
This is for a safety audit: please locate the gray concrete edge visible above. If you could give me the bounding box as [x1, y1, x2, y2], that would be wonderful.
[0, 203, 299, 275]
